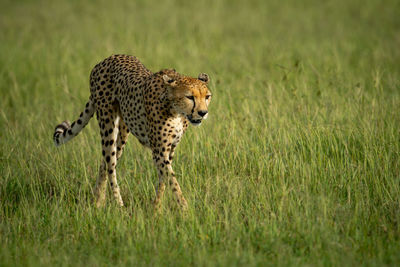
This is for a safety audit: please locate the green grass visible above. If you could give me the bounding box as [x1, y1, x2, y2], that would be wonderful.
[1, 0, 400, 265]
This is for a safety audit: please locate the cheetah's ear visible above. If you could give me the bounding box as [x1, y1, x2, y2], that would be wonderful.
[198, 73, 209, 84]
[163, 74, 178, 87]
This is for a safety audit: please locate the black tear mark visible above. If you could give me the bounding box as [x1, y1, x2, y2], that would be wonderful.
[191, 98, 196, 115]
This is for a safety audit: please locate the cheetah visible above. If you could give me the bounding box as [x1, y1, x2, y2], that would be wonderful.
[53, 54, 212, 209]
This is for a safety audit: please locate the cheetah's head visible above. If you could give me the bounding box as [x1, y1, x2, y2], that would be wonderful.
[163, 71, 212, 126]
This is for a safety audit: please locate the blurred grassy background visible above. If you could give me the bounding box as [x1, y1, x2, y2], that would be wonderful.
[1, 0, 400, 266]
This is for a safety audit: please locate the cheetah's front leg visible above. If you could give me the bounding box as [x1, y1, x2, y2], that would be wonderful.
[152, 150, 187, 211]
[168, 144, 187, 209]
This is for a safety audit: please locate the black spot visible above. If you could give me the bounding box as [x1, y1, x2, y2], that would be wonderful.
[77, 119, 82, 125]
[106, 156, 110, 162]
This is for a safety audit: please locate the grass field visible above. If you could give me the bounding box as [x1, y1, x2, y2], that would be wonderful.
[1, 0, 400, 265]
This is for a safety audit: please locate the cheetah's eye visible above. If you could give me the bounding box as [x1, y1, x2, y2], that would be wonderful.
[205, 95, 211, 100]
[186, 96, 195, 101]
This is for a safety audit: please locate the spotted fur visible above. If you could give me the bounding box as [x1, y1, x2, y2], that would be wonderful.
[53, 54, 212, 209]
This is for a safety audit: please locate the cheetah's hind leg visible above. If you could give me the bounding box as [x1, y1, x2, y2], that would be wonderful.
[93, 120, 129, 208]
[94, 160, 108, 208]
[94, 106, 125, 207]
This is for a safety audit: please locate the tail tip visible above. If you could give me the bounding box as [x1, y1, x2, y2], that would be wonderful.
[53, 120, 71, 146]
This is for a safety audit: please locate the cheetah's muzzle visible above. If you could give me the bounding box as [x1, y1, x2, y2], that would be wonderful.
[187, 116, 202, 126]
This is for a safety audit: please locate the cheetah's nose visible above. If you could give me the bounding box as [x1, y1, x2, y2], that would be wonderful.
[198, 110, 208, 117]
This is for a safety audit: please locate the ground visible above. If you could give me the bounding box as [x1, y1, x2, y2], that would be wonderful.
[0, 0, 399, 266]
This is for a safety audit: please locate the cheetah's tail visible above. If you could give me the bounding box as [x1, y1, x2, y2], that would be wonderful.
[53, 99, 95, 146]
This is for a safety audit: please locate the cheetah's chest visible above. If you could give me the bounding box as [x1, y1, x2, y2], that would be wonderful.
[168, 116, 185, 145]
